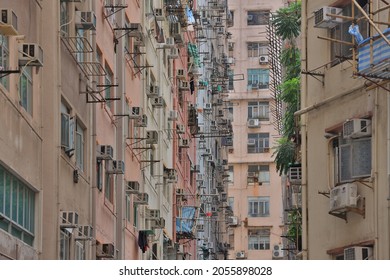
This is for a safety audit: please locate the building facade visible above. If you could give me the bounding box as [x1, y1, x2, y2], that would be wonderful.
[226, 0, 285, 260]
[300, 0, 390, 259]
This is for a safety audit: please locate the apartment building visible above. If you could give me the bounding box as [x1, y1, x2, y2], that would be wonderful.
[0, 0, 230, 260]
[226, 0, 285, 260]
[299, 0, 390, 259]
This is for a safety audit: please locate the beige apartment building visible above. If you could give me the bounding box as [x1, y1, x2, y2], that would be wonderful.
[0, 0, 232, 260]
[299, 0, 390, 259]
[227, 0, 286, 260]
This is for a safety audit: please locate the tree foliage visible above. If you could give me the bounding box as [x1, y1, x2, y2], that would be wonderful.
[271, 2, 302, 41]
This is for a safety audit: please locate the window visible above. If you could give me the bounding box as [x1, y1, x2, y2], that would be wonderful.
[247, 10, 270, 26]
[228, 69, 234, 90]
[19, 67, 33, 114]
[330, 3, 369, 65]
[0, 164, 35, 246]
[228, 166, 234, 183]
[60, 229, 70, 260]
[247, 69, 269, 89]
[61, 101, 74, 154]
[248, 101, 269, 121]
[60, 2, 69, 36]
[334, 136, 371, 183]
[248, 133, 269, 153]
[125, 194, 131, 223]
[105, 165, 114, 203]
[228, 197, 234, 212]
[0, 35, 9, 89]
[227, 10, 234, 27]
[247, 42, 268, 57]
[75, 241, 85, 260]
[248, 229, 270, 250]
[75, 121, 85, 170]
[248, 197, 270, 217]
[105, 64, 114, 110]
[248, 165, 270, 184]
[76, 29, 85, 63]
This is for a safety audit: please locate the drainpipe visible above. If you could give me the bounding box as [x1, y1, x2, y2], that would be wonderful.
[300, 0, 309, 260]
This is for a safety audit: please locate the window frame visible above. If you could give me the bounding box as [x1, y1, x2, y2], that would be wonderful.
[248, 228, 271, 250]
[247, 42, 268, 58]
[19, 66, 33, 115]
[0, 35, 10, 90]
[248, 133, 270, 154]
[248, 101, 270, 121]
[247, 10, 270, 26]
[247, 69, 269, 89]
[248, 196, 270, 217]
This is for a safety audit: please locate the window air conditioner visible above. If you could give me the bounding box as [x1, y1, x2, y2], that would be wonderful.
[147, 85, 159, 98]
[164, 37, 175, 48]
[329, 183, 358, 212]
[107, 160, 125, 174]
[168, 48, 179, 59]
[128, 23, 143, 37]
[344, 246, 373, 260]
[176, 68, 186, 80]
[176, 124, 185, 134]
[228, 216, 238, 226]
[196, 174, 203, 181]
[146, 209, 160, 220]
[129, 106, 141, 118]
[196, 224, 204, 232]
[314, 6, 343, 29]
[272, 244, 284, 259]
[207, 155, 214, 162]
[75, 11, 96, 30]
[248, 118, 260, 128]
[97, 243, 115, 259]
[135, 114, 148, 127]
[154, 8, 165, 21]
[152, 217, 165, 228]
[126, 181, 140, 194]
[204, 148, 211, 155]
[168, 110, 178, 121]
[166, 169, 178, 182]
[134, 193, 149, 205]
[343, 119, 371, 139]
[75, 225, 93, 240]
[0, 9, 18, 35]
[179, 81, 190, 90]
[247, 139, 256, 146]
[97, 145, 114, 160]
[176, 188, 184, 196]
[60, 211, 79, 228]
[220, 192, 227, 202]
[146, 130, 158, 144]
[179, 138, 190, 148]
[259, 55, 269, 64]
[204, 103, 212, 111]
[19, 43, 43, 67]
[236, 251, 246, 259]
[151, 96, 165, 108]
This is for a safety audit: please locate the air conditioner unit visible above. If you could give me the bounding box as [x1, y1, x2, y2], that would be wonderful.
[146, 209, 160, 220]
[248, 118, 260, 128]
[165, 168, 178, 182]
[228, 216, 238, 226]
[134, 193, 149, 205]
[19, 43, 43, 67]
[272, 244, 284, 259]
[107, 160, 125, 174]
[176, 124, 185, 134]
[217, 27, 224, 34]
[259, 55, 269, 64]
[152, 217, 165, 228]
[135, 114, 148, 127]
[0, 9, 18, 35]
[314, 6, 343, 29]
[196, 174, 203, 181]
[154, 8, 165, 21]
[147, 85, 160, 98]
[164, 37, 175, 48]
[168, 48, 179, 59]
[176, 69, 186, 80]
[151, 96, 165, 108]
[60, 211, 79, 228]
[129, 106, 141, 118]
[247, 172, 257, 178]
[179, 81, 190, 90]
[227, 57, 235, 64]
[344, 246, 372, 260]
[97, 243, 115, 259]
[207, 155, 214, 162]
[220, 192, 227, 202]
[196, 224, 204, 232]
[247, 139, 256, 146]
[204, 148, 211, 155]
[204, 103, 212, 111]
[126, 181, 140, 194]
[343, 119, 371, 139]
[97, 145, 114, 160]
[179, 138, 190, 148]
[128, 23, 143, 37]
[288, 166, 302, 184]
[146, 130, 158, 144]
[176, 188, 184, 196]
[236, 251, 246, 259]
[75, 11, 96, 30]
[76, 225, 93, 240]
[168, 110, 178, 121]
[329, 183, 358, 212]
